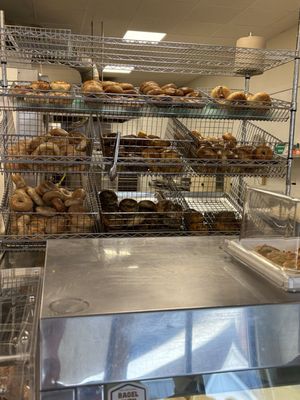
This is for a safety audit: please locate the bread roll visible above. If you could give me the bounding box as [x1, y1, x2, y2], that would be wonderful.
[211, 85, 231, 99]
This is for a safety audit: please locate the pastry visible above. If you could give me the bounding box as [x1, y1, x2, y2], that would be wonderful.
[50, 81, 71, 91]
[253, 144, 273, 160]
[119, 198, 138, 212]
[10, 190, 33, 212]
[211, 85, 231, 99]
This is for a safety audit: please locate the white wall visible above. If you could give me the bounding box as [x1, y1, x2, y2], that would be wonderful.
[188, 25, 299, 196]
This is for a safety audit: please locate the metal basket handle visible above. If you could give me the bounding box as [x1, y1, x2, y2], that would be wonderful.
[109, 132, 121, 181]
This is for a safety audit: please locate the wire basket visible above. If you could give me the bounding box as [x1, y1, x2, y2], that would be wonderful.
[175, 118, 287, 177]
[0, 112, 97, 174]
[96, 173, 245, 236]
[100, 118, 194, 176]
[0, 267, 41, 399]
[0, 173, 100, 246]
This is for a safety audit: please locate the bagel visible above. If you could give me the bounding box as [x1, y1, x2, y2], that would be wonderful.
[51, 198, 67, 212]
[36, 206, 57, 217]
[30, 80, 50, 91]
[211, 85, 231, 99]
[72, 188, 86, 201]
[104, 85, 123, 94]
[140, 81, 159, 91]
[50, 81, 71, 91]
[17, 215, 31, 235]
[59, 187, 73, 201]
[48, 128, 69, 137]
[226, 91, 247, 103]
[180, 87, 195, 95]
[68, 204, 87, 213]
[10, 190, 33, 212]
[28, 215, 47, 235]
[27, 136, 46, 152]
[163, 87, 177, 96]
[36, 181, 57, 196]
[147, 88, 164, 95]
[119, 83, 134, 90]
[119, 198, 138, 212]
[70, 214, 94, 232]
[26, 187, 44, 206]
[253, 144, 273, 160]
[65, 198, 83, 207]
[32, 142, 60, 156]
[43, 190, 64, 205]
[161, 83, 177, 90]
[12, 173, 27, 189]
[46, 215, 68, 234]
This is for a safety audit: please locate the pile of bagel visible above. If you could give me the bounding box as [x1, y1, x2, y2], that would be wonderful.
[6, 128, 89, 173]
[9, 174, 94, 236]
[211, 85, 271, 111]
[190, 130, 273, 164]
[99, 190, 183, 231]
[102, 131, 183, 173]
[139, 81, 203, 105]
[11, 80, 73, 105]
[82, 80, 138, 95]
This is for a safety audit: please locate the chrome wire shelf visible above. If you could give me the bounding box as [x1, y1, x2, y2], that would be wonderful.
[0, 84, 291, 121]
[2, 25, 295, 76]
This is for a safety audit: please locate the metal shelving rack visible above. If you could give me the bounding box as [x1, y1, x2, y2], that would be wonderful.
[0, 9, 299, 246]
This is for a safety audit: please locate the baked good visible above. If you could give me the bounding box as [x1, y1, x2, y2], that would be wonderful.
[10, 190, 33, 212]
[248, 91, 271, 108]
[104, 85, 124, 94]
[82, 80, 103, 95]
[180, 87, 194, 95]
[119, 198, 138, 212]
[12, 173, 27, 189]
[211, 85, 231, 99]
[30, 80, 50, 91]
[99, 190, 118, 208]
[138, 200, 156, 212]
[226, 91, 247, 103]
[24, 91, 48, 104]
[213, 211, 241, 232]
[50, 81, 71, 91]
[48, 92, 72, 105]
[46, 215, 68, 234]
[253, 144, 273, 160]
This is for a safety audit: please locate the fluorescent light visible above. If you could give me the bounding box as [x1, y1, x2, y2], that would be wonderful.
[103, 65, 134, 74]
[123, 30, 166, 42]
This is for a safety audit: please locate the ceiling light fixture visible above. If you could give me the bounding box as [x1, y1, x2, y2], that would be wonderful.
[103, 65, 134, 74]
[123, 30, 166, 42]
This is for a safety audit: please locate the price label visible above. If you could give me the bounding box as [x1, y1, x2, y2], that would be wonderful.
[108, 383, 147, 400]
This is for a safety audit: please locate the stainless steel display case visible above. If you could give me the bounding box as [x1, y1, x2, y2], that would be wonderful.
[40, 237, 300, 400]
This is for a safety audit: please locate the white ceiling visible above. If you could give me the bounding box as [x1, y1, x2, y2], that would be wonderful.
[1, 0, 299, 85]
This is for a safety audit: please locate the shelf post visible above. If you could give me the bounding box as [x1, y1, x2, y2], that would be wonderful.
[286, 8, 300, 196]
[0, 10, 7, 88]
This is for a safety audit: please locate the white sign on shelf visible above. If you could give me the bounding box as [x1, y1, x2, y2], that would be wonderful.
[108, 383, 148, 400]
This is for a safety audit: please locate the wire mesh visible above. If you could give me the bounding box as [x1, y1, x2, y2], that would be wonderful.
[2, 25, 295, 76]
[175, 119, 287, 177]
[0, 111, 97, 174]
[0, 173, 100, 245]
[0, 83, 291, 121]
[96, 174, 245, 236]
[0, 267, 41, 399]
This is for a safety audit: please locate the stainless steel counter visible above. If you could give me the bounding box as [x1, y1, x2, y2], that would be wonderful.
[40, 237, 300, 392]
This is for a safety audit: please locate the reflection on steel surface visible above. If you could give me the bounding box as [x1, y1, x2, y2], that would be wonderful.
[40, 237, 300, 390]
